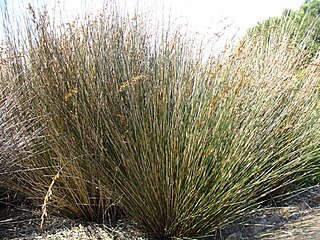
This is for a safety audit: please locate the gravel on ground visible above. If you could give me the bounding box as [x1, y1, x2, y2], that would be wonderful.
[1, 185, 319, 240]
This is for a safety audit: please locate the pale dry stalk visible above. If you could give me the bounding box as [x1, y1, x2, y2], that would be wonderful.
[40, 172, 60, 230]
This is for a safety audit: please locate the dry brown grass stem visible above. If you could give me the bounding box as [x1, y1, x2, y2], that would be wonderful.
[118, 75, 146, 93]
[40, 172, 60, 230]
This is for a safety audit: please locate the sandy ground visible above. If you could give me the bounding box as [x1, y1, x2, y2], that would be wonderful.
[1, 185, 320, 240]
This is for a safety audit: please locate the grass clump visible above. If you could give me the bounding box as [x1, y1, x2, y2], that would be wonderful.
[0, 59, 42, 190]
[111, 17, 320, 238]
[1, 5, 125, 222]
[1, 2, 320, 239]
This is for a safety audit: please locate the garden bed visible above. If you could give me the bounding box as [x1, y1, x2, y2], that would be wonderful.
[1, 185, 319, 240]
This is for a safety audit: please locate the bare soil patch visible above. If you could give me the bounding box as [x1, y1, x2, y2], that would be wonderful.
[1, 185, 319, 240]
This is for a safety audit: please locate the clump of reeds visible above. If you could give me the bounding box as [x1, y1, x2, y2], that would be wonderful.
[1, 3, 133, 223]
[108, 17, 320, 238]
[0, 64, 42, 189]
[1, 2, 319, 239]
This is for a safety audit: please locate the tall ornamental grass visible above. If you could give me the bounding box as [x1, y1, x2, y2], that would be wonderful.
[0, 50, 43, 192]
[1, 2, 320, 239]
